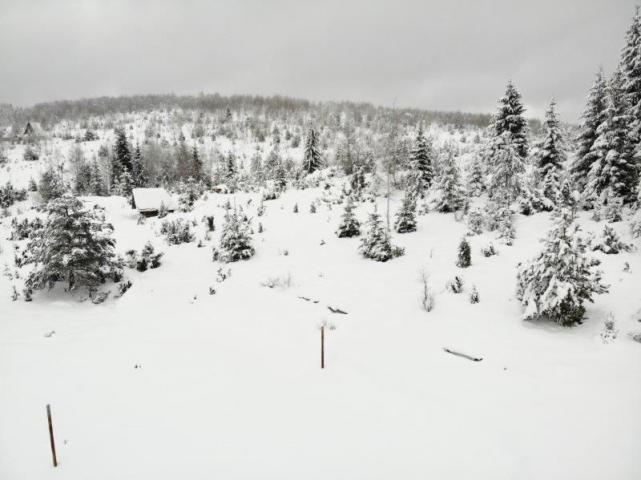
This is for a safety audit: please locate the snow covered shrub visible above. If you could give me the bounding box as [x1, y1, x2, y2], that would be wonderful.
[310, 202, 317, 214]
[469, 285, 480, 304]
[359, 210, 404, 262]
[516, 207, 608, 326]
[117, 280, 133, 297]
[466, 209, 484, 235]
[160, 219, 195, 245]
[204, 215, 215, 232]
[600, 312, 618, 343]
[10, 217, 43, 240]
[394, 191, 417, 233]
[602, 190, 624, 223]
[158, 201, 169, 219]
[0, 182, 27, 208]
[261, 272, 293, 289]
[23, 145, 40, 161]
[456, 238, 471, 268]
[419, 270, 435, 312]
[446, 275, 464, 294]
[293, 203, 299, 213]
[592, 225, 633, 254]
[218, 209, 255, 262]
[21, 193, 119, 292]
[262, 189, 279, 201]
[480, 243, 498, 257]
[336, 196, 360, 238]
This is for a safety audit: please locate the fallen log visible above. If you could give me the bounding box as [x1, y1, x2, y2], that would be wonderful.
[443, 347, 483, 362]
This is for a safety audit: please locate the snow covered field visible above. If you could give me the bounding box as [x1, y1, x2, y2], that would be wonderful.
[1, 180, 640, 479]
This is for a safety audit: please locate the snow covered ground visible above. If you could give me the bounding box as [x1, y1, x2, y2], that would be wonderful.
[1, 179, 640, 479]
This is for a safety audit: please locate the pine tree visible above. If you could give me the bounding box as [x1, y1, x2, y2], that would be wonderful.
[131, 144, 147, 188]
[176, 133, 192, 180]
[394, 190, 417, 233]
[466, 156, 485, 197]
[23, 194, 118, 292]
[516, 206, 608, 325]
[587, 69, 637, 202]
[572, 69, 608, 189]
[456, 238, 471, 268]
[38, 166, 65, 203]
[336, 196, 361, 238]
[114, 170, 133, 197]
[409, 126, 434, 195]
[218, 209, 255, 262]
[90, 161, 105, 196]
[114, 128, 132, 176]
[435, 153, 464, 212]
[493, 81, 529, 159]
[359, 209, 404, 261]
[303, 128, 322, 174]
[488, 132, 525, 202]
[537, 101, 566, 204]
[274, 159, 287, 192]
[620, 7, 641, 196]
[192, 144, 203, 182]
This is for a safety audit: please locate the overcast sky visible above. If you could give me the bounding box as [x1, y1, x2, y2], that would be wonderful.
[0, 0, 637, 121]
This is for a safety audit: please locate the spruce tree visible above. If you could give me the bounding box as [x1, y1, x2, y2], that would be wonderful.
[23, 194, 118, 292]
[572, 69, 608, 190]
[493, 81, 529, 159]
[394, 190, 417, 233]
[516, 206, 608, 325]
[114, 128, 132, 175]
[587, 69, 637, 202]
[218, 209, 255, 262]
[456, 238, 471, 268]
[336, 196, 361, 238]
[409, 126, 434, 195]
[620, 7, 641, 196]
[176, 133, 192, 180]
[39, 166, 65, 203]
[131, 144, 147, 188]
[537, 101, 566, 204]
[466, 156, 485, 197]
[359, 209, 404, 261]
[192, 144, 203, 181]
[435, 153, 464, 212]
[303, 128, 322, 174]
[488, 132, 525, 202]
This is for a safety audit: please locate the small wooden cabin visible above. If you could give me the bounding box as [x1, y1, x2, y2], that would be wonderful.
[132, 188, 178, 216]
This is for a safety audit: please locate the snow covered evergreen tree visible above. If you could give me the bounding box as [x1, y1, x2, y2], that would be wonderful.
[492, 81, 529, 159]
[175, 133, 192, 180]
[620, 7, 641, 196]
[456, 238, 471, 268]
[132, 145, 147, 188]
[516, 206, 608, 326]
[587, 69, 637, 202]
[218, 209, 255, 262]
[466, 156, 485, 197]
[38, 166, 65, 203]
[409, 126, 434, 195]
[537, 101, 566, 205]
[303, 128, 322, 174]
[434, 153, 464, 212]
[359, 209, 404, 261]
[113, 128, 132, 182]
[394, 190, 417, 233]
[488, 132, 525, 202]
[191, 144, 204, 182]
[336, 196, 361, 238]
[572, 69, 608, 190]
[23, 194, 118, 292]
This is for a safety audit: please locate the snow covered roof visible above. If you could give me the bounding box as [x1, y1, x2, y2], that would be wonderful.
[132, 188, 177, 213]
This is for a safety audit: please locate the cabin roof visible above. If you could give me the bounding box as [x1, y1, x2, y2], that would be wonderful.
[132, 188, 177, 212]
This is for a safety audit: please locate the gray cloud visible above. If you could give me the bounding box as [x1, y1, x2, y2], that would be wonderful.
[0, 0, 637, 121]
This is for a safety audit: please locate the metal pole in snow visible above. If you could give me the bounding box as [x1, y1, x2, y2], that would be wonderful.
[46, 404, 58, 467]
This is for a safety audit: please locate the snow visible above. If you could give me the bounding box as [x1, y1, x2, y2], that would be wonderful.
[0, 125, 640, 479]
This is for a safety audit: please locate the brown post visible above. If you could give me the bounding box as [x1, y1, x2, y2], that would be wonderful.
[46, 404, 58, 467]
[321, 325, 325, 369]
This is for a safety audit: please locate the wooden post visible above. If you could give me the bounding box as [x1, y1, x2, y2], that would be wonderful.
[321, 324, 325, 369]
[46, 404, 58, 467]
